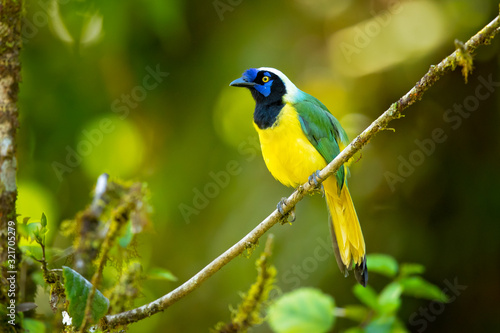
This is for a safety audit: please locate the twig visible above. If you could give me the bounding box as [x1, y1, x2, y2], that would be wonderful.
[103, 12, 500, 329]
[80, 184, 139, 331]
[74, 174, 110, 275]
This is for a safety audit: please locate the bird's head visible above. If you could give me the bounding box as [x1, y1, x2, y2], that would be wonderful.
[230, 67, 299, 104]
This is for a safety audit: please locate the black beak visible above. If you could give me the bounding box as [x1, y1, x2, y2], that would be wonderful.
[229, 76, 256, 87]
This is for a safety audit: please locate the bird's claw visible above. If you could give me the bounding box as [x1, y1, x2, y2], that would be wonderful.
[278, 198, 296, 224]
[308, 170, 323, 188]
[308, 170, 324, 196]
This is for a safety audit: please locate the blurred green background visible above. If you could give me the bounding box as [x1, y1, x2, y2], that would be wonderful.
[18, 0, 500, 331]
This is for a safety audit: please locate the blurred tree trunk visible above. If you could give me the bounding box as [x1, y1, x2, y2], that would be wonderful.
[0, 1, 22, 332]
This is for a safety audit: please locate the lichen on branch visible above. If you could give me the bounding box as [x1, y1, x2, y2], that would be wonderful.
[0, 1, 23, 332]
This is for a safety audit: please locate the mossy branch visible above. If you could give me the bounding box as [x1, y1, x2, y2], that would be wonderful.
[212, 234, 276, 333]
[79, 175, 145, 331]
[103, 12, 500, 329]
[1, 2, 23, 332]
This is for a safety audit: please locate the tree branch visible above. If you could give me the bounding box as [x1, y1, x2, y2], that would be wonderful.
[103, 12, 500, 329]
[1, 1, 23, 332]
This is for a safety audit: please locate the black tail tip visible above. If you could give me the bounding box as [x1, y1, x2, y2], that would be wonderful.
[354, 256, 368, 287]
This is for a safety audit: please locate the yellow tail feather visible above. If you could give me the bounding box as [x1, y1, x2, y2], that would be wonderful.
[324, 176, 367, 285]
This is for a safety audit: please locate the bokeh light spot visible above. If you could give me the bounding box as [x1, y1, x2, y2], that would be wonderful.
[17, 180, 58, 241]
[329, 1, 447, 77]
[80, 116, 145, 179]
[213, 87, 255, 149]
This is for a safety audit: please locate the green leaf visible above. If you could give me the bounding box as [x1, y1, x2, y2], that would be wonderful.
[377, 282, 402, 314]
[21, 245, 43, 260]
[399, 276, 448, 302]
[366, 254, 398, 278]
[62, 266, 110, 329]
[41, 213, 47, 228]
[268, 288, 335, 333]
[23, 318, 46, 333]
[39, 213, 48, 243]
[22, 222, 42, 241]
[353, 284, 379, 310]
[399, 263, 425, 277]
[342, 305, 369, 322]
[149, 267, 178, 282]
[33, 229, 42, 244]
[365, 316, 396, 333]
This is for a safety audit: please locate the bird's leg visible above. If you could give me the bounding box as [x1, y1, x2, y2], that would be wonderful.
[308, 170, 324, 195]
[277, 198, 296, 224]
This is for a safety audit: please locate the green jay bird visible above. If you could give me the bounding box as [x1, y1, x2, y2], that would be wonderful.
[230, 67, 368, 286]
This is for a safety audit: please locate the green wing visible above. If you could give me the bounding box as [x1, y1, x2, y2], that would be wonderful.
[294, 94, 349, 189]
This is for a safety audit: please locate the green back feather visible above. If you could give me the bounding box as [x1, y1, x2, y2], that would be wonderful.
[294, 93, 349, 190]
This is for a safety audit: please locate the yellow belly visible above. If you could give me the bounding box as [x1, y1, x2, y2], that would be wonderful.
[254, 103, 327, 187]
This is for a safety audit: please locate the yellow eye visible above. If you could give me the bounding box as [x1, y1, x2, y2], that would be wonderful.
[262, 76, 270, 83]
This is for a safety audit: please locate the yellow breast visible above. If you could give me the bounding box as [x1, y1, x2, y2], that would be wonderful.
[254, 103, 327, 188]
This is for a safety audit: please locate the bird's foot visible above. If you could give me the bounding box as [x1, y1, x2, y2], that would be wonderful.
[277, 197, 295, 224]
[308, 170, 324, 195]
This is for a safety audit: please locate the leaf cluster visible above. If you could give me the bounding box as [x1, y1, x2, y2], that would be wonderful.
[15, 176, 178, 332]
[266, 254, 448, 333]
